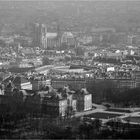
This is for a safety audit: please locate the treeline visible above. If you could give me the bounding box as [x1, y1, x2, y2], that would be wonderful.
[105, 88, 140, 107]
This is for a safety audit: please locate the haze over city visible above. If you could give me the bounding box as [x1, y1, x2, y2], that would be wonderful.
[0, 0, 140, 139]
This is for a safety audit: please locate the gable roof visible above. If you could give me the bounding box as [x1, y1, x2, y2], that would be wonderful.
[13, 76, 29, 85]
[2, 75, 14, 84]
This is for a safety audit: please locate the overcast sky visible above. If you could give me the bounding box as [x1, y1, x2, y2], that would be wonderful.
[0, 0, 138, 1]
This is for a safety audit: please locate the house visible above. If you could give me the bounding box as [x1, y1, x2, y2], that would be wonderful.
[12, 76, 32, 90]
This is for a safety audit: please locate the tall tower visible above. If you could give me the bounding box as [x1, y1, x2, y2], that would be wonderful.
[40, 24, 47, 48]
[32, 23, 41, 47]
[56, 24, 61, 48]
[32, 23, 47, 48]
[41, 24, 47, 37]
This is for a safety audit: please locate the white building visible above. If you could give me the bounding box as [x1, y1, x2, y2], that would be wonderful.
[61, 32, 75, 46]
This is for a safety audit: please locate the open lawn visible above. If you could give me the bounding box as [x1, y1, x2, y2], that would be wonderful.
[86, 112, 122, 119]
[123, 116, 140, 123]
[106, 108, 131, 113]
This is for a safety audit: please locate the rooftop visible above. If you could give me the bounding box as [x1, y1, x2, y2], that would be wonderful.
[13, 76, 30, 84]
[46, 33, 57, 38]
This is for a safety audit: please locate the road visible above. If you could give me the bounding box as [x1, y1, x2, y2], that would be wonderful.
[74, 103, 107, 118]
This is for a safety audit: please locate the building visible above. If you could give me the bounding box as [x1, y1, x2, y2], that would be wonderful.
[117, 79, 136, 89]
[127, 35, 138, 45]
[41, 94, 67, 117]
[61, 32, 75, 47]
[42, 32, 61, 49]
[32, 79, 51, 91]
[63, 86, 77, 112]
[77, 34, 93, 45]
[75, 88, 92, 112]
[41, 85, 79, 118]
[4, 80, 15, 96]
[134, 71, 140, 88]
[103, 52, 123, 60]
[12, 76, 32, 90]
[32, 23, 47, 47]
[51, 79, 86, 90]
[32, 23, 61, 49]
[91, 27, 116, 34]
[32, 23, 41, 47]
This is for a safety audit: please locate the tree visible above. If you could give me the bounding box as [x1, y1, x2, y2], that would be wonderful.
[78, 122, 93, 139]
[65, 106, 75, 119]
[64, 126, 72, 139]
[92, 119, 102, 132]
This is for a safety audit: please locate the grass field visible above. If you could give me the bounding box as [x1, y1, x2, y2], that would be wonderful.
[106, 108, 131, 113]
[85, 112, 122, 119]
[123, 116, 140, 123]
